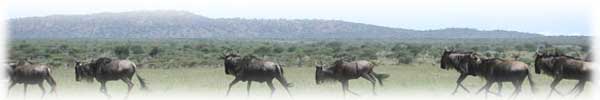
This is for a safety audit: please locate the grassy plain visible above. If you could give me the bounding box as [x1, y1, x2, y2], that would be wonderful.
[5, 64, 591, 100]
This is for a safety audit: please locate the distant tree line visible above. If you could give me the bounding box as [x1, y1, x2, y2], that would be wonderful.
[8, 37, 590, 69]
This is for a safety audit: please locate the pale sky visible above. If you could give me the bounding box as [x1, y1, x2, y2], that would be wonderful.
[3, 0, 595, 36]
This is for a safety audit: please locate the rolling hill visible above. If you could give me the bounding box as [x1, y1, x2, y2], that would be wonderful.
[8, 10, 545, 39]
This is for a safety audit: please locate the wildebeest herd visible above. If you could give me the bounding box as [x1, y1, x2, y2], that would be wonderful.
[4, 49, 593, 100]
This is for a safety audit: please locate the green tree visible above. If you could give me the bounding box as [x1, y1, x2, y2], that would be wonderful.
[114, 45, 130, 59]
[149, 47, 162, 57]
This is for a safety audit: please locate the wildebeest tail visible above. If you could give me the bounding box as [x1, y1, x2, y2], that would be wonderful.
[374, 72, 390, 86]
[527, 70, 536, 94]
[46, 68, 57, 93]
[136, 74, 149, 90]
[275, 64, 293, 87]
[133, 64, 149, 90]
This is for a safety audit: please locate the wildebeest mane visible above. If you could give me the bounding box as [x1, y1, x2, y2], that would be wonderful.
[448, 50, 474, 54]
[93, 57, 112, 67]
[538, 52, 585, 61]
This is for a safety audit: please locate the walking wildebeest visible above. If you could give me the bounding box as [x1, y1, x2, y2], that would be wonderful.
[441, 49, 515, 96]
[440, 49, 482, 95]
[534, 52, 591, 98]
[220, 53, 293, 98]
[314, 59, 389, 97]
[6, 60, 57, 99]
[462, 53, 536, 99]
[74, 57, 148, 99]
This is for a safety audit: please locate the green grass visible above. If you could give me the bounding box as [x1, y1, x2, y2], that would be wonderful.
[5, 64, 591, 100]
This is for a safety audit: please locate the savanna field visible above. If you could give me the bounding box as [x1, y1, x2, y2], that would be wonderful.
[5, 64, 592, 100]
[5, 38, 592, 100]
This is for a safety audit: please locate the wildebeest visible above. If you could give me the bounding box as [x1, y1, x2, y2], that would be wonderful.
[534, 52, 591, 98]
[6, 60, 57, 99]
[440, 49, 481, 95]
[220, 52, 293, 98]
[315, 59, 389, 97]
[74, 57, 148, 99]
[462, 53, 536, 99]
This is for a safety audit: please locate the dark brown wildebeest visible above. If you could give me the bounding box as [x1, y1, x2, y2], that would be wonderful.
[74, 57, 148, 99]
[220, 53, 293, 98]
[315, 59, 389, 97]
[534, 52, 591, 98]
[462, 54, 536, 99]
[6, 60, 57, 99]
[440, 49, 480, 95]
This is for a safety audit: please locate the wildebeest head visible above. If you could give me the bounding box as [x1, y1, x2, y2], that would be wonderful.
[440, 49, 479, 75]
[6, 62, 17, 79]
[440, 49, 452, 70]
[8, 62, 18, 70]
[221, 52, 241, 75]
[6, 60, 30, 77]
[534, 53, 544, 74]
[74, 61, 94, 82]
[534, 52, 555, 74]
[315, 62, 335, 85]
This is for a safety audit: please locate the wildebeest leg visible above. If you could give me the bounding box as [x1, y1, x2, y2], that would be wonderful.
[476, 81, 493, 95]
[494, 82, 503, 96]
[508, 80, 523, 100]
[340, 80, 360, 97]
[361, 73, 377, 95]
[45, 76, 60, 100]
[266, 81, 276, 98]
[46, 75, 57, 95]
[99, 81, 111, 99]
[121, 77, 134, 100]
[483, 81, 496, 100]
[38, 83, 46, 99]
[225, 79, 240, 96]
[573, 80, 587, 97]
[567, 84, 581, 95]
[6, 82, 16, 97]
[452, 74, 470, 95]
[567, 80, 584, 95]
[546, 78, 563, 99]
[23, 84, 27, 100]
[246, 81, 252, 97]
[275, 75, 293, 98]
[484, 83, 493, 100]
[340, 80, 347, 99]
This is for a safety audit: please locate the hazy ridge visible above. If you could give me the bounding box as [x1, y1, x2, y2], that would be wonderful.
[8, 10, 547, 39]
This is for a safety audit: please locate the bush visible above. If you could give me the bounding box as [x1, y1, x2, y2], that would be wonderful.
[114, 45, 130, 59]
